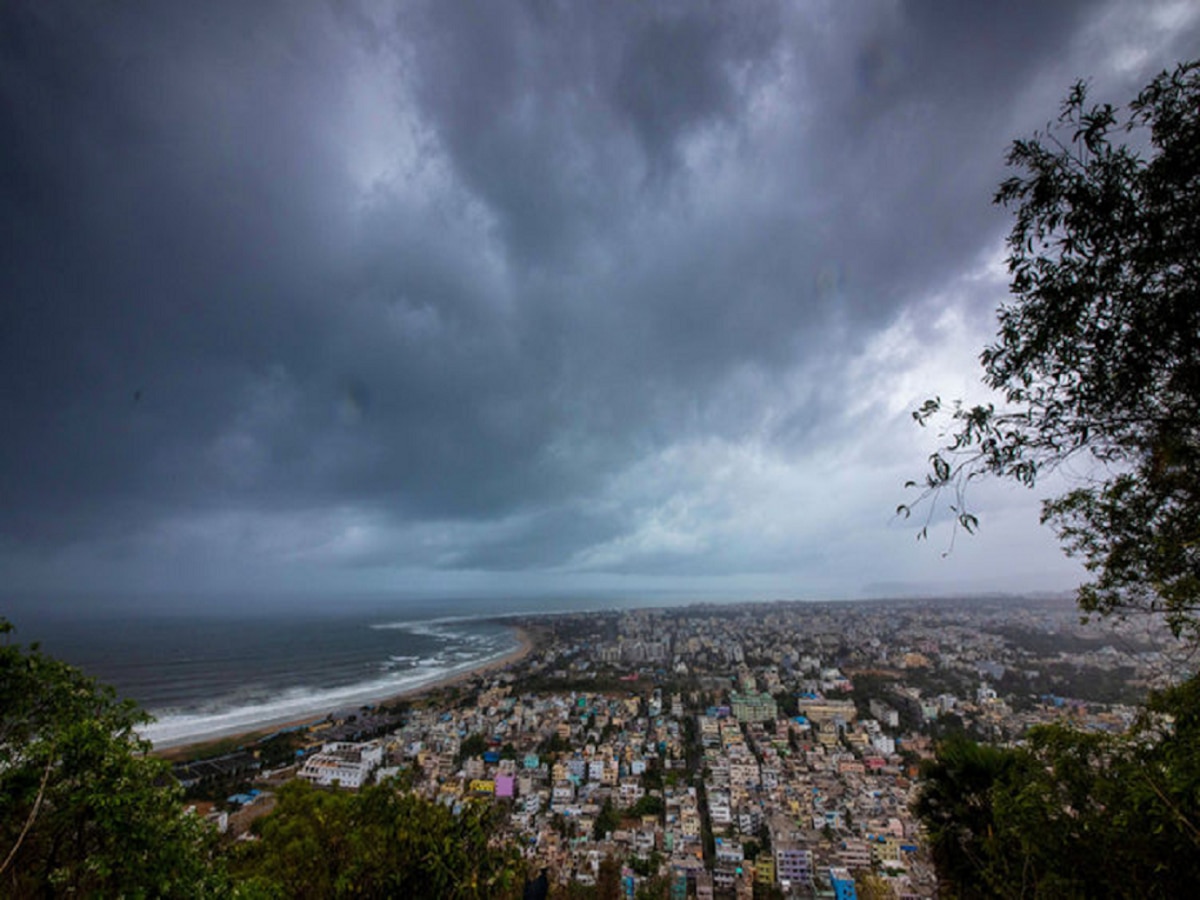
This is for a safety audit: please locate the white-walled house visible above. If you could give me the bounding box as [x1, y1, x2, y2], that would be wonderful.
[297, 741, 383, 789]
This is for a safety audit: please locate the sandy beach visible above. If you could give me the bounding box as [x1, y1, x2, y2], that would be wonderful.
[154, 625, 535, 759]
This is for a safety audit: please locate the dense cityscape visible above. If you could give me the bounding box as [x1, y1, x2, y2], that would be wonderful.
[174, 595, 1186, 898]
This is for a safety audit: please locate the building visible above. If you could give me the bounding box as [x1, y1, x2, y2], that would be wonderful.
[839, 839, 872, 870]
[730, 691, 778, 723]
[297, 741, 383, 789]
[775, 845, 813, 893]
[754, 855, 775, 886]
[829, 866, 858, 900]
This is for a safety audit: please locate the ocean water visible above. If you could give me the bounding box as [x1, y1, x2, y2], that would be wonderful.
[4, 591, 727, 747]
[5, 596, 535, 748]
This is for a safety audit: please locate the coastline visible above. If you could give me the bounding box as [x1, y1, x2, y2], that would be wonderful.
[153, 625, 535, 759]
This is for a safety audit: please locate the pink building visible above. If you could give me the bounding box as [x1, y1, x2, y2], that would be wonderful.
[495, 773, 515, 798]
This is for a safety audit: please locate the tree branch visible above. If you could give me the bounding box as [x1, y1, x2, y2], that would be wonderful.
[0, 746, 55, 878]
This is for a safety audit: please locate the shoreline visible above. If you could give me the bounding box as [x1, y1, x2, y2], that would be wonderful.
[153, 625, 535, 760]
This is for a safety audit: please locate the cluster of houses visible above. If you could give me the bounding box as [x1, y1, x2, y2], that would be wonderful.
[285, 674, 933, 898]
[208, 595, 1169, 897]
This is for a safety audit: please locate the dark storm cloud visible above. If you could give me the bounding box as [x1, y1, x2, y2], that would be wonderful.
[402, 1, 782, 254]
[774, 0, 1099, 323]
[1, 0, 1195, 590]
[2, 2, 356, 535]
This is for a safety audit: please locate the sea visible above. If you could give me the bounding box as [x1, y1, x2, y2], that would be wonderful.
[4, 592, 690, 749]
[5, 595, 544, 748]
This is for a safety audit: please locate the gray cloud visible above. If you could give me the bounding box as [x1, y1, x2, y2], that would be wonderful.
[2, 0, 1196, 597]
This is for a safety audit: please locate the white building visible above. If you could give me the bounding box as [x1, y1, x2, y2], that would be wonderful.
[297, 741, 383, 789]
[872, 734, 897, 755]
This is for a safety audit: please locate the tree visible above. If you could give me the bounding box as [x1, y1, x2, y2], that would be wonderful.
[255, 731, 306, 769]
[0, 619, 224, 897]
[634, 873, 672, 900]
[629, 794, 664, 818]
[458, 731, 489, 763]
[593, 798, 620, 841]
[856, 872, 896, 900]
[903, 60, 1200, 639]
[914, 673, 1200, 896]
[233, 779, 523, 898]
[911, 735, 1024, 897]
[594, 854, 622, 900]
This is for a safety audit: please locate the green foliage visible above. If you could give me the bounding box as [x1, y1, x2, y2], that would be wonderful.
[458, 731, 489, 763]
[552, 812, 575, 840]
[904, 60, 1200, 639]
[629, 793, 664, 818]
[634, 873, 672, 899]
[855, 872, 894, 900]
[914, 672, 1200, 897]
[628, 850, 663, 877]
[233, 779, 522, 899]
[756, 820, 771, 852]
[773, 691, 799, 718]
[912, 735, 1025, 897]
[538, 731, 572, 756]
[640, 764, 664, 792]
[593, 798, 620, 841]
[594, 854, 622, 900]
[0, 619, 225, 897]
[845, 672, 898, 721]
[559, 881, 602, 899]
[255, 731, 305, 769]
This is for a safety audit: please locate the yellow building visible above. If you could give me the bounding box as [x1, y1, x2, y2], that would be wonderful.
[754, 855, 776, 885]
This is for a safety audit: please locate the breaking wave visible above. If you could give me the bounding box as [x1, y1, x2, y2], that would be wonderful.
[137, 620, 518, 748]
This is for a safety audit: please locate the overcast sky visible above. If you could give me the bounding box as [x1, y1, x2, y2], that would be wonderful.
[3, 0, 1197, 607]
